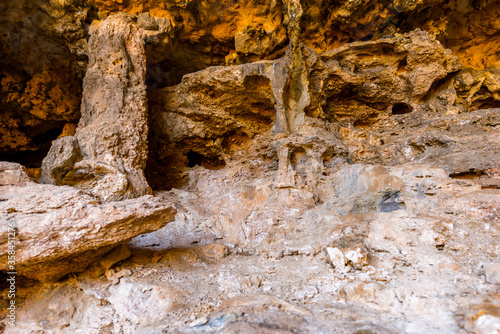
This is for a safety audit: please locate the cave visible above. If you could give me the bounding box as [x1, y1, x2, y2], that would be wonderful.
[1, 1, 500, 332]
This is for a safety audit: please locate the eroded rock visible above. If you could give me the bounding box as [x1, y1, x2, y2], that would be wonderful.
[74, 13, 152, 199]
[0, 183, 176, 281]
[40, 13, 163, 200]
[484, 262, 500, 285]
[308, 30, 461, 126]
[0, 162, 33, 186]
[1, 1, 500, 333]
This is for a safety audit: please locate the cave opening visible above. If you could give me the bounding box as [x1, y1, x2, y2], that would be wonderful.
[391, 102, 413, 115]
[449, 170, 486, 179]
[397, 56, 408, 74]
[470, 97, 500, 111]
[186, 151, 204, 167]
[0, 125, 64, 168]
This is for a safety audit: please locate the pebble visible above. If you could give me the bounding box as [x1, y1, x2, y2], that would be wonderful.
[105, 269, 115, 280]
[115, 268, 132, 279]
[189, 317, 208, 327]
[326, 247, 348, 272]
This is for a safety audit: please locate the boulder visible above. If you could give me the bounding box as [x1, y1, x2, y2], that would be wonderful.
[0, 183, 176, 281]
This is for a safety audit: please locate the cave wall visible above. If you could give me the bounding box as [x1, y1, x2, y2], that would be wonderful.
[1, 1, 500, 333]
[1, 0, 499, 167]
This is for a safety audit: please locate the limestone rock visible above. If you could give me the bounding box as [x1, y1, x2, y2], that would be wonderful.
[2, 0, 499, 157]
[331, 164, 406, 215]
[40, 136, 82, 185]
[0, 162, 32, 186]
[272, 118, 348, 190]
[11, 279, 188, 333]
[148, 60, 278, 188]
[198, 294, 314, 333]
[100, 244, 132, 270]
[346, 108, 500, 176]
[2, 0, 500, 333]
[73, 13, 152, 200]
[150, 61, 277, 143]
[198, 243, 230, 262]
[0, 1, 86, 154]
[61, 160, 130, 202]
[465, 304, 500, 334]
[235, 23, 287, 58]
[308, 30, 461, 127]
[0, 183, 176, 281]
[326, 247, 348, 272]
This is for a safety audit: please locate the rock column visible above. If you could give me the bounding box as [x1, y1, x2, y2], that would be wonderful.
[75, 13, 151, 198]
[41, 13, 152, 201]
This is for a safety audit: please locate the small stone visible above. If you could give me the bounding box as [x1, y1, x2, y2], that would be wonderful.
[326, 247, 348, 272]
[484, 262, 500, 284]
[189, 317, 208, 327]
[344, 244, 369, 270]
[100, 244, 132, 270]
[112, 278, 120, 285]
[105, 269, 115, 280]
[199, 243, 229, 261]
[115, 268, 132, 279]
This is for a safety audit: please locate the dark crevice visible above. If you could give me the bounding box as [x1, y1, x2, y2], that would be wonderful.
[391, 102, 413, 115]
[397, 56, 408, 74]
[449, 171, 486, 179]
[0, 125, 64, 168]
[470, 97, 500, 111]
[186, 151, 204, 167]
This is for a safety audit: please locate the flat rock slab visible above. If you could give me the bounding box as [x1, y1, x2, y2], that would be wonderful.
[0, 183, 176, 281]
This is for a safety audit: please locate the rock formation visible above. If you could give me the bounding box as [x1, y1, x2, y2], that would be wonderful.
[0, 163, 176, 282]
[0, 0, 499, 333]
[39, 13, 156, 200]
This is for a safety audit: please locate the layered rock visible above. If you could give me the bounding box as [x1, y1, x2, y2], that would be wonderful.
[307, 30, 462, 124]
[147, 26, 499, 191]
[0, 164, 176, 282]
[0, 0, 500, 333]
